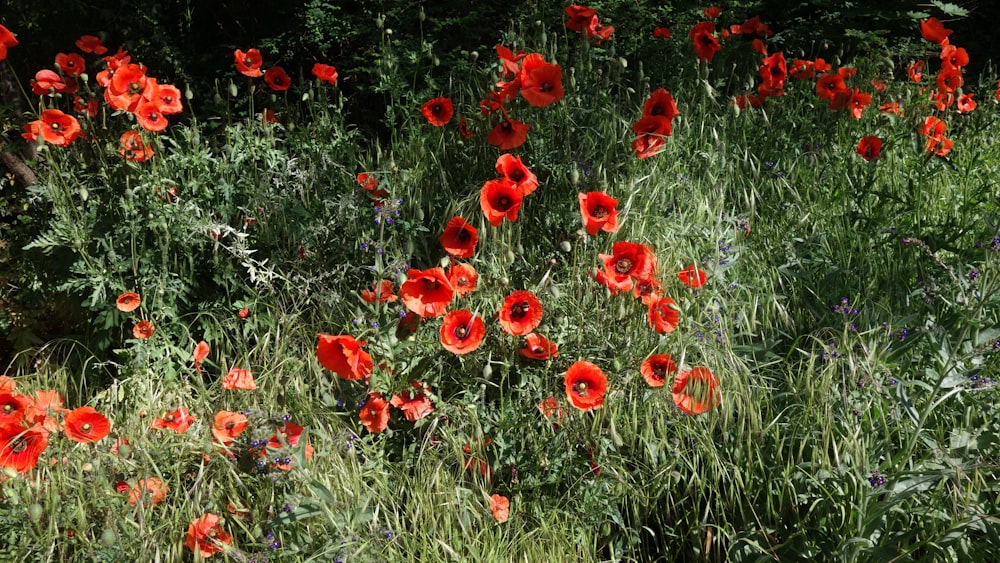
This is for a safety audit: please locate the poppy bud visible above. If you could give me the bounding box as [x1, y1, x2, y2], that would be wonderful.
[506, 250, 515, 263]
[229, 81, 238, 97]
[302, 92, 310, 101]
[28, 503, 44, 522]
[470, 51, 479, 62]
[375, 15, 384, 28]
[433, 57, 440, 67]
[560, 240, 572, 253]
[79, 187, 88, 201]
[439, 256, 450, 268]
[185, 86, 194, 100]
[570, 167, 580, 185]
[418, 8, 425, 21]
[482, 364, 493, 379]
[82, 462, 94, 472]
[101, 528, 117, 547]
[117, 444, 132, 458]
[619, 58, 628, 69]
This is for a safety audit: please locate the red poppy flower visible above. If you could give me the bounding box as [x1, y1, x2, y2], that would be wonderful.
[116, 292, 141, 312]
[128, 477, 168, 506]
[360, 393, 390, 433]
[648, 296, 680, 334]
[135, 99, 168, 132]
[151, 408, 196, 433]
[63, 406, 111, 443]
[238, 307, 250, 318]
[703, 6, 722, 18]
[758, 51, 787, 95]
[73, 96, 99, 117]
[222, 367, 256, 391]
[448, 263, 479, 297]
[22, 109, 82, 148]
[957, 93, 976, 113]
[490, 494, 510, 523]
[105, 63, 149, 111]
[920, 17, 952, 45]
[458, 117, 473, 138]
[266, 421, 314, 469]
[936, 67, 963, 93]
[672, 366, 721, 415]
[212, 410, 249, 446]
[564, 361, 607, 412]
[264, 66, 290, 91]
[0, 25, 17, 62]
[816, 72, 848, 101]
[29, 69, 66, 96]
[25, 390, 64, 433]
[312, 63, 338, 85]
[857, 136, 882, 161]
[234, 48, 263, 77]
[642, 88, 680, 121]
[677, 265, 707, 288]
[487, 118, 530, 150]
[519, 333, 558, 360]
[689, 21, 721, 62]
[640, 354, 677, 388]
[789, 59, 815, 80]
[0, 377, 14, 394]
[931, 90, 955, 112]
[498, 290, 543, 336]
[0, 393, 31, 426]
[519, 53, 564, 107]
[357, 172, 379, 191]
[361, 279, 397, 304]
[440, 310, 486, 354]
[399, 267, 454, 317]
[75, 34, 106, 55]
[193, 341, 210, 374]
[480, 178, 523, 227]
[495, 154, 538, 196]
[185, 513, 232, 558]
[439, 216, 479, 258]
[132, 320, 155, 340]
[592, 268, 633, 295]
[390, 382, 435, 422]
[496, 45, 526, 78]
[578, 192, 620, 236]
[600, 241, 656, 291]
[421, 96, 454, 126]
[538, 396, 564, 423]
[55, 52, 85, 78]
[0, 424, 48, 474]
[632, 277, 664, 305]
[150, 81, 184, 115]
[119, 130, 154, 162]
[631, 115, 673, 159]
[653, 27, 671, 39]
[564, 5, 597, 32]
[316, 333, 373, 380]
[920, 116, 947, 138]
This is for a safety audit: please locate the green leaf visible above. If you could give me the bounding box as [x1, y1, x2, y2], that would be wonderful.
[930, 1, 969, 17]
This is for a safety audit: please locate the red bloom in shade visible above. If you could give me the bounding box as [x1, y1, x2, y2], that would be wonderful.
[789, 59, 815, 80]
[151, 408, 196, 433]
[116, 291, 141, 312]
[458, 117, 473, 138]
[653, 27, 671, 39]
[631, 115, 673, 159]
[672, 366, 721, 415]
[538, 396, 564, 423]
[490, 494, 510, 523]
[311, 63, 338, 85]
[76, 34, 107, 55]
[316, 334, 374, 380]
[703, 6, 722, 18]
[234, 48, 263, 77]
[519, 53, 564, 107]
[266, 421, 314, 470]
[496, 45, 526, 78]
[957, 93, 976, 113]
[135, 99, 168, 132]
[30, 69, 66, 96]
[0, 25, 17, 62]
[390, 382, 435, 422]
[751, 39, 767, 56]
[487, 118, 530, 150]
[439, 216, 479, 258]
[519, 333, 558, 360]
[22, 109, 82, 147]
[599, 241, 657, 291]
[920, 17, 952, 45]
[880, 102, 902, 115]
[185, 513, 232, 558]
[931, 89, 954, 112]
[361, 279, 397, 304]
[0, 377, 14, 394]
[565, 5, 597, 32]
[0, 393, 32, 426]
[495, 154, 538, 196]
[357, 172, 379, 191]
[73, 96, 99, 117]
[128, 477, 168, 506]
[578, 192, 620, 236]
[733, 93, 766, 109]
[212, 410, 249, 446]
[448, 263, 479, 297]
[55, 52, 85, 78]
[689, 21, 721, 62]
[920, 116, 947, 138]
[564, 361, 607, 412]
[641, 354, 677, 388]
[758, 51, 787, 96]
[633, 277, 664, 305]
[480, 178, 523, 227]
[440, 310, 486, 355]
[908, 60, 924, 83]
[843, 88, 871, 119]
[63, 406, 111, 443]
[498, 290, 543, 336]
[359, 393, 390, 433]
[642, 88, 680, 121]
[648, 296, 680, 334]
[0, 424, 48, 473]
[593, 268, 633, 295]
[193, 341, 210, 374]
[132, 320, 155, 339]
[149, 81, 183, 115]
[25, 390, 64, 433]
[677, 265, 707, 288]
[119, 130, 154, 162]
[264, 66, 290, 91]
[816, 72, 848, 101]
[222, 367, 256, 391]
[857, 136, 882, 161]
[106, 63, 149, 111]
[421, 96, 454, 126]
[399, 267, 454, 317]
[936, 67, 963, 93]
[940, 44, 969, 70]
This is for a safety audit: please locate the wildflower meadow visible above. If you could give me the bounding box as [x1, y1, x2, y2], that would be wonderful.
[1, 2, 999, 561]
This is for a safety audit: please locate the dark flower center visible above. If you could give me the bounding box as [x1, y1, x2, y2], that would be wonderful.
[165, 414, 175, 422]
[454, 325, 469, 338]
[573, 381, 589, 396]
[422, 278, 439, 290]
[2, 403, 13, 414]
[615, 258, 633, 274]
[457, 229, 471, 242]
[50, 122, 61, 131]
[81, 423, 92, 433]
[509, 169, 525, 182]
[11, 437, 26, 453]
[432, 104, 443, 115]
[497, 196, 512, 209]
[511, 301, 530, 319]
[540, 82, 552, 93]
[592, 205, 607, 219]
[128, 81, 144, 95]
[225, 421, 235, 430]
[651, 365, 665, 379]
